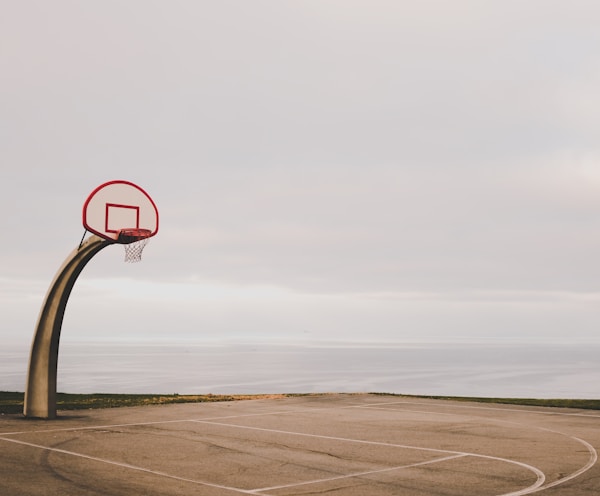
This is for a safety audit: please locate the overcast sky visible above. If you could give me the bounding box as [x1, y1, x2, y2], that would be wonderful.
[2, 1, 600, 350]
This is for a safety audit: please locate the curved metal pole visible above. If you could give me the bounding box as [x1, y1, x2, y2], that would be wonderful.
[24, 235, 113, 418]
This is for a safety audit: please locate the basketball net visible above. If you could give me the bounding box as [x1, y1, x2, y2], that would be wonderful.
[117, 228, 152, 263]
[123, 238, 149, 263]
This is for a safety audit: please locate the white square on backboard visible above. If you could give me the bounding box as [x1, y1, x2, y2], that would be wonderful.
[105, 204, 140, 233]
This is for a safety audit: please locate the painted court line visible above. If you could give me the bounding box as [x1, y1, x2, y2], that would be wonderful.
[0, 435, 256, 495]
[249, 453, 468, 493]
[507, 433, 597, 495]
[191, 418, 471, 455]
[356, 400, 599, 495]
[0, 425, 543, 496]
[0, 419, 189, 437]
[0, 408, 316, 437]
[357, 399, 600, 419]
[192, 419, 546, 495]
[2, 398, 595, 495]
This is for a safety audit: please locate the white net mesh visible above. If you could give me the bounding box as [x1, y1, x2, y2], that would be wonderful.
[123, 238, 150, 263]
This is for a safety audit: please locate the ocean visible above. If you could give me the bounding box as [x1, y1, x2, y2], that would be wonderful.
[2, 341, 600, 399]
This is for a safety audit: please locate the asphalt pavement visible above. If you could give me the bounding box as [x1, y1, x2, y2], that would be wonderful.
[0, 393, 598, 495]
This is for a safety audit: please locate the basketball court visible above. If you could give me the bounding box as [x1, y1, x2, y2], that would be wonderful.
[0, 394, 598, 495]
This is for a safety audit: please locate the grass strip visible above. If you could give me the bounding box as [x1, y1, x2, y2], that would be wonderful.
[1, 391, 599, 415]
[0, 392, 296, 415]
[372, 392, 600, 410]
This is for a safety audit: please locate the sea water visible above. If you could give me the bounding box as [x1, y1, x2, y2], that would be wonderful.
[2, 341, 600, 399]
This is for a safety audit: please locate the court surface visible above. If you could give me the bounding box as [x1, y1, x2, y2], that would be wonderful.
[0, 393, 598, 495]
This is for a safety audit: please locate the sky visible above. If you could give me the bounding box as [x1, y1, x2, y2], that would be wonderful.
[2, 1, 600, 352]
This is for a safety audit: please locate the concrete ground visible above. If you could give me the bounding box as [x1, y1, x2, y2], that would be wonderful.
[0, 393, 598, 495]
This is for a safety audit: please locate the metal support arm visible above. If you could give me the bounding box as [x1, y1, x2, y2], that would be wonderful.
[24, 235, 112, 418]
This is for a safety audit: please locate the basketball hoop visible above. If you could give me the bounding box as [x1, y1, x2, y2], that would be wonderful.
[83, 180, 159, 262]
[117, 228, 152, 263]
